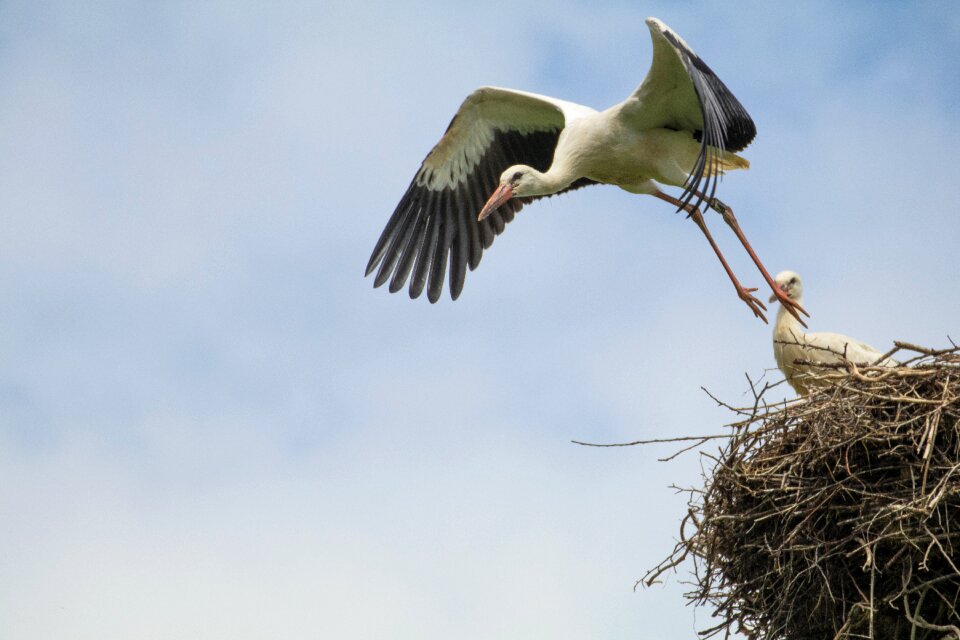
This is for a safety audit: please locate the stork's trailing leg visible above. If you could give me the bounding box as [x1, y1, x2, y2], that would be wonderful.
[654, 191, 768, 322]
[705, 197, 809, 327]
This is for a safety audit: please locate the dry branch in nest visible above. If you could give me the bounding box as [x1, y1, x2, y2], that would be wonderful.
[646, 342, 960, 640]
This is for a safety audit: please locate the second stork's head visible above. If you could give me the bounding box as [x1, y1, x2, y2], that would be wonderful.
[770, 270, 804, 304]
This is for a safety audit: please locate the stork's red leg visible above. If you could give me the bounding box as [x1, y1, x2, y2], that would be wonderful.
[653, 191, 768, 323]
[704, 196, 809, 327]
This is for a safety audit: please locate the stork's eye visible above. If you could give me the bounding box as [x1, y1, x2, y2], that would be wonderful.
[511, 171, 523, 182]
[789, 277, 797, 284]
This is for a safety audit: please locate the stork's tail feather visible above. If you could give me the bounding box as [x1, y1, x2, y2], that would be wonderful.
[710, 151, 749, 174]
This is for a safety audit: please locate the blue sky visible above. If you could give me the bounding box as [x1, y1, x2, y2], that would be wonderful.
[1, 1, 957, 638]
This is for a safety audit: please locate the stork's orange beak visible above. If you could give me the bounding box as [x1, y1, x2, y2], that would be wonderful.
[478, 184, 513, 221]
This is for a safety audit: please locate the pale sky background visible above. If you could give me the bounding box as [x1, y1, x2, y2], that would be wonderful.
[1, 1, 958, 639]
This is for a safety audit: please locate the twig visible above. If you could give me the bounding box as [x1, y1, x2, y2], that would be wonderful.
[571, 434, 731, 447]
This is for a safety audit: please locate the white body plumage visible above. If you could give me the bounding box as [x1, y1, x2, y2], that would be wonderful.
[771, 271, 895, 395]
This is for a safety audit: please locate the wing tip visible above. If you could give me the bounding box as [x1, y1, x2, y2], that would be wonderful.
[645, 17, 684, 48]
[372, 266, 392, 289]
[364, 245, 386, 277]
[408, 281, 425, 301]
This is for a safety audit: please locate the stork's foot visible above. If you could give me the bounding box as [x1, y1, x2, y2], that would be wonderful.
[736, 285, 768, 323]
[770, 285, 810, 328]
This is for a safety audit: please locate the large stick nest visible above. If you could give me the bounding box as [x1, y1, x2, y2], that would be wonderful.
[648, 343, 960, 640]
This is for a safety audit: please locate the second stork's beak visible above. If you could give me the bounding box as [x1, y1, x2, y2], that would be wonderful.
[478, 184, 513, 221]
[769, 287, 785, 304]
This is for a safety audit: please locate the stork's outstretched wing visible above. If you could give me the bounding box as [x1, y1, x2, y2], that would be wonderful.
[366, 87, 596, 303]
[622, 18, 756, 213]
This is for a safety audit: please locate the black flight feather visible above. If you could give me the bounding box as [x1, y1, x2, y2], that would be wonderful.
[662, 30, 756, 216]
[367, 128, 597, 302]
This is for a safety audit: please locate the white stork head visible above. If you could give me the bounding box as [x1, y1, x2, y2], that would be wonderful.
[477, 165, 548, 221]
[770, 270, 803, 303]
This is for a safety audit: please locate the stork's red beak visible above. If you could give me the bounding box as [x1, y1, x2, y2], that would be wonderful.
[478, 184, 513, 221]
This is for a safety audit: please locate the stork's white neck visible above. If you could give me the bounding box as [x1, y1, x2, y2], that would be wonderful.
[521, 165, 578, 197]
[774, 295, 806, 340]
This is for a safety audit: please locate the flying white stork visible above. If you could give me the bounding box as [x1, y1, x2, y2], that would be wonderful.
[771, 271, 896, 395]
[366, 17, 807, 325]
